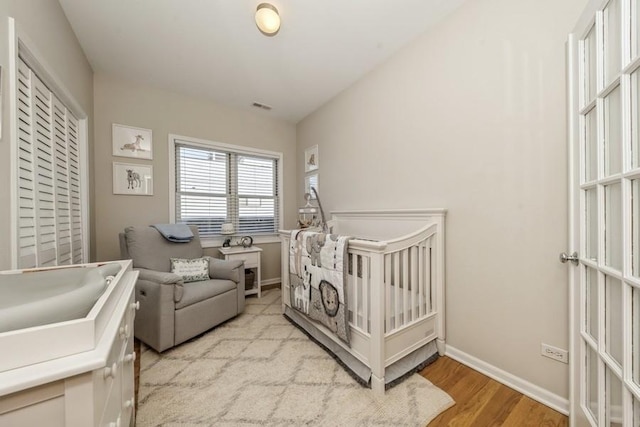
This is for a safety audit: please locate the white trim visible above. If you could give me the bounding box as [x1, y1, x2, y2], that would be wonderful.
[200, 234, 281, 248]
[13, 27, 86, 120]
[445, 345, 570, 416]
[8, 18, 19, 269]
[331, 208, 448, 219]
[169, 133, 282, 160]
[79, 118, 90, 263]
[260, 277, 281, 287]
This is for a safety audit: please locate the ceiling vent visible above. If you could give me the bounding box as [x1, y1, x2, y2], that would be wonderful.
[252, 101, 272, 111]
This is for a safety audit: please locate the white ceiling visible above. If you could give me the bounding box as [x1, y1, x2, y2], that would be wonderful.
[59, 0, 468, 123]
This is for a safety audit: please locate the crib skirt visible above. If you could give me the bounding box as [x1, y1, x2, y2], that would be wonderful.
[284, 305, 439, 388]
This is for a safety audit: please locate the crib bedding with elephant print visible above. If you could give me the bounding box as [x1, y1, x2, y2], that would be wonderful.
[280, 209, 447, 394]
[289, 230, 351, 344]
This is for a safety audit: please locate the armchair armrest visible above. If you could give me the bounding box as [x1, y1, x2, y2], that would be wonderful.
[135, 268, 183, 285]
[132, 268, 184, 352]
[205, 257, 244, 282]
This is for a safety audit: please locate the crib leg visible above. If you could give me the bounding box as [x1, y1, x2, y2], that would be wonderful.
[436, 339, 446, 356]
[371, 375, 385, 395]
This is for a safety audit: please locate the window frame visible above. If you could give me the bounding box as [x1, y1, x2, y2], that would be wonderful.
[168, 134, 283, 248]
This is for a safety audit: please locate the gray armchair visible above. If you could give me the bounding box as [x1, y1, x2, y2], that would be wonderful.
[119, 225, 245, 352]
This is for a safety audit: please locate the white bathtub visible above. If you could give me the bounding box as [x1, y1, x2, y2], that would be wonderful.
[0, 263, 121, 333]
[0, 260, 133, 375]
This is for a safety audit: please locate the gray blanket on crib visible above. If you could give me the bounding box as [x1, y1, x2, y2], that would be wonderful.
[289, 230, 351, 346]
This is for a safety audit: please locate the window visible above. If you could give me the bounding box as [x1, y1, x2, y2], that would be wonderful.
[14, 56, 86, 268]
[170, 136, 282, 241]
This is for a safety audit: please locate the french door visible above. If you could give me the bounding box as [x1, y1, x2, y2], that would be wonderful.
[568, 0, 640, 425]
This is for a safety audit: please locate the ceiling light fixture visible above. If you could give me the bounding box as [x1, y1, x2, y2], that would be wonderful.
[255, 3, 280, 36]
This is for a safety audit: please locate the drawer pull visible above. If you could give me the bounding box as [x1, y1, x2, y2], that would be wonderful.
[103, 362, 118, 379]
[124, 351, 136, 363]
[119, 324, 130, 339]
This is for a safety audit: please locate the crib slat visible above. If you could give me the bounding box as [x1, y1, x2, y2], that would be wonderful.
[402, 249, 409, 326]
[362, 256, 369, 333]
[411, 246, 418, 321]
[385, 254, 391, 333]
[418, 244, 424, 317]
[424, 243, 431, 313]
[353, 253, 360, 329]
[430, 245, 435, 314]
[394, 252, 400, 330]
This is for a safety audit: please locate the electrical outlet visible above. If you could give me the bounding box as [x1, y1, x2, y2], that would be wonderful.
[541, 343, 569, 364]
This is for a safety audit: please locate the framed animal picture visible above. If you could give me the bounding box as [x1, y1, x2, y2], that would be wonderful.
[113, 162, 153, 195]
[112, 123, 153, 160]
[304, 145, 318, 172]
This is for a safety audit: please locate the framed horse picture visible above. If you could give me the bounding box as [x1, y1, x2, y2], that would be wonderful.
[112, 123, 153, 160]
[113, 162, 153, 195]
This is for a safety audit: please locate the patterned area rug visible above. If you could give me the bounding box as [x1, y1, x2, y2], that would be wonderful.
[137, 289, 454, 426]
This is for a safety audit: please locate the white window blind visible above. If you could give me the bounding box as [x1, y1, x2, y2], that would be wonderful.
[16, 57, 84, 268]
[174, 141, 280, 238]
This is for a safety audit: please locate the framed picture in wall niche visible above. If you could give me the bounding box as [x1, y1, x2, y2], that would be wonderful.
[305, 173, 318, 198]
[112, 123, 153, 160]
[304, 145, 318, 172]
[113, 162, 153, 195]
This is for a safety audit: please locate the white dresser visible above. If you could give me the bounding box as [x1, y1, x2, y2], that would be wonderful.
[0, 260, 138, 427]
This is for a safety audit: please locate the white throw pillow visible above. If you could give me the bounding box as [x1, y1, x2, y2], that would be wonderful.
[170, 257, 210, 283]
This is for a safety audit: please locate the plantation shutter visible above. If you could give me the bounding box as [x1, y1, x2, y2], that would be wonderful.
[16, 57, 84, 268]
[174, 141, 279, 238]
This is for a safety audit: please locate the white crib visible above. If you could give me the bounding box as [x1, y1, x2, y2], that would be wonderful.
[280, 209, 446, 394]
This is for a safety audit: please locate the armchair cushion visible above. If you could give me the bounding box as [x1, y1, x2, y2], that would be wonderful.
[205, 257, 244, 282]
[136, 268, 183, 285]
[175, 279, 237, 310]
[124, 225, 203, 272]
[170, 257, 210, 283]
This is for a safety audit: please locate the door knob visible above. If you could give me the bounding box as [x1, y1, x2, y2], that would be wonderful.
[559, 251, 579, 266]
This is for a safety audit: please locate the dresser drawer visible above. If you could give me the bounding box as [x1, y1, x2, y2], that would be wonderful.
[227, 251, 259, 268]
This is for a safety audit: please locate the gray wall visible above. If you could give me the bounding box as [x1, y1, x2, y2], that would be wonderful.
[0, 0, 94, 269]
[93, 74, 297, 281]
[297, 0, 587, 399]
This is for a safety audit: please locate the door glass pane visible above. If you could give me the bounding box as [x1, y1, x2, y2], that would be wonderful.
[587, 345, 599, 421]
[604, 86, 622, 176]
[633, 179, 640, 278]
[605, 366, 623, 427]
[633, 286, 640, 388]
[586, 108, 598, 182]
[586, 188, 598, 261]
[635, 398, 640, 427]
[605, 0, 621, 84]
[587, 267, 599, 340]
[605, 183, 622, 270]
[632, 70, 640, 169]
[585, 26, 598, 104]
[605, 276, 623, 365]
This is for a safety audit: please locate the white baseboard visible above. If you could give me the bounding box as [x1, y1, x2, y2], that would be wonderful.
[261, 277, 281, 287]
[445, 345, 569, 416]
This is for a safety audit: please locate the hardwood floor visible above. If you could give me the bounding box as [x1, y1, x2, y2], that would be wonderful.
[420, 357, 568, 426]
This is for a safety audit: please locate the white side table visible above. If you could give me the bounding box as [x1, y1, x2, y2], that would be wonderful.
[218, 246, 262, 297]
